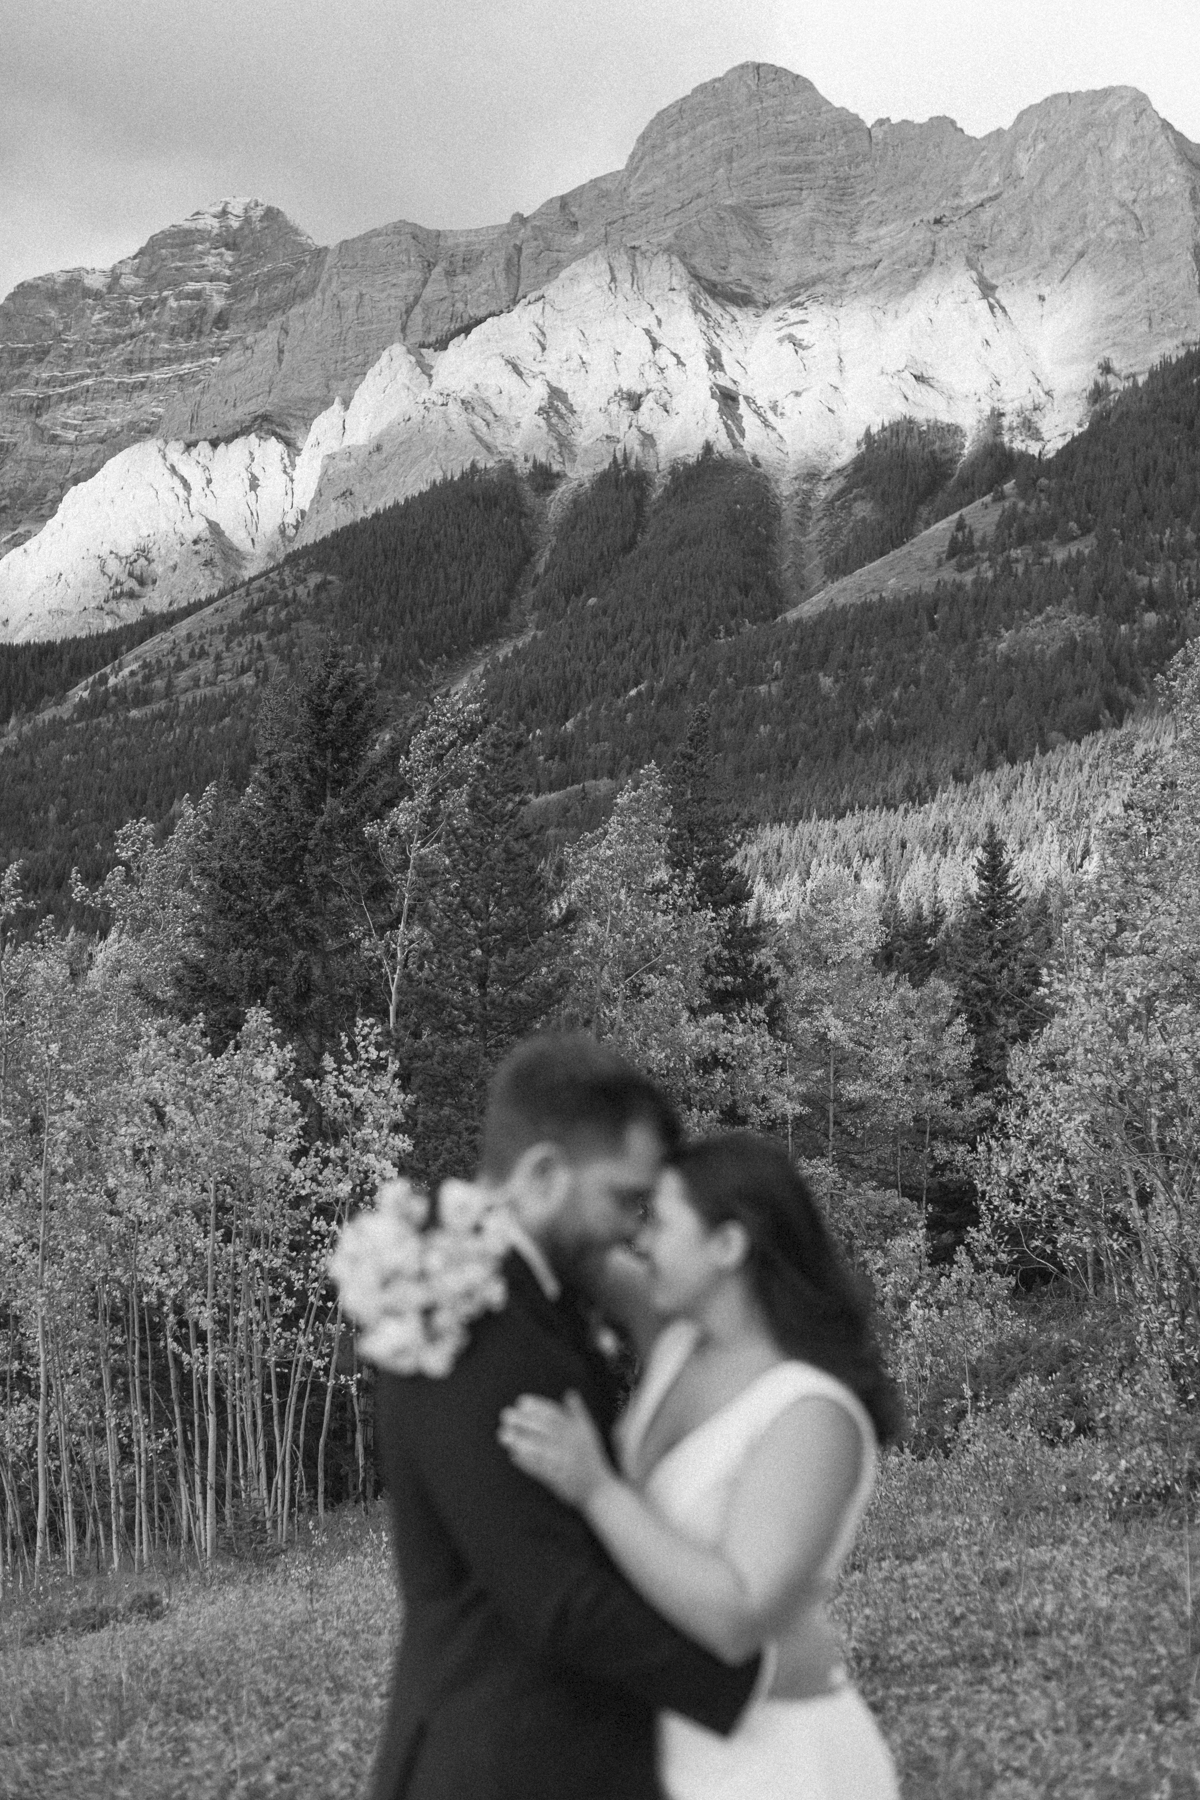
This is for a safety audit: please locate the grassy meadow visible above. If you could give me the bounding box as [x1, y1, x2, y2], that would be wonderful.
[0, 1511, 396, 1800]
[2, 1431, 1197, 1800]
[846, 1428, 1199, 1799]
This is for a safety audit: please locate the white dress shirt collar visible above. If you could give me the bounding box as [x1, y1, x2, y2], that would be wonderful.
[506, 1218, 562, 1303]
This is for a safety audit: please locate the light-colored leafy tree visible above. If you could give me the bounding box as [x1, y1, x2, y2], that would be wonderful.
[362, 694, 482, 1036]
[297, 1018, 411, 1522]
[560, 767, 784, 1130]
[0, 912, 143, 1574]
[778, 868, 974, 1194]
[979, 647, 1200, 1415]
[0, 864, 412, 1578]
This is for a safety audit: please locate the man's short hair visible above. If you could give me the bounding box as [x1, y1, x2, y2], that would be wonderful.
[479, 1033, 681, 1181]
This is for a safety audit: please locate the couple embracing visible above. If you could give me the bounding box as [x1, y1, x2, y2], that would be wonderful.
[340, 1033, 900, 1800]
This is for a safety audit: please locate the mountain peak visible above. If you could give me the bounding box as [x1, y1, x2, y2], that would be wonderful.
[188, 195, 269, 225]
[678, 61, 831, 104]
[623, 62, 869, 221]
[143, 197, 316, 256]
[627, 61, 850, 162]
[1012, 82, 1160, 126]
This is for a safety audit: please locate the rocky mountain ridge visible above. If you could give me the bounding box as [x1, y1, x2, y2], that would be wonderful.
[0, 200, 318, 553]
[2, 63, 1199, 640]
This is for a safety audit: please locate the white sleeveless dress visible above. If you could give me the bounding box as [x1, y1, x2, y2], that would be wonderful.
[616, 1320, 899, 1800]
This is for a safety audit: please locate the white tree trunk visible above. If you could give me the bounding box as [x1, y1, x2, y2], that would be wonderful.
[205, 1178, 218, 1565]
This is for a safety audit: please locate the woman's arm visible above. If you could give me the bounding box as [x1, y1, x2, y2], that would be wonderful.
[499, 1390, 862, 1662]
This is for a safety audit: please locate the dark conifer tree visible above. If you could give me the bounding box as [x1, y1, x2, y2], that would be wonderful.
[877, 893, 945, 987]
[951, 824, 1046, 1092]
[398, 718, 562, 1187]
[665, 705, 779, 1023]
[946, 514, 976, 562]
[179, 647, 385, 1068]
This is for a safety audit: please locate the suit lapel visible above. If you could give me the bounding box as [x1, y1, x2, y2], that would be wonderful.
[501, 1251, 622, 1436]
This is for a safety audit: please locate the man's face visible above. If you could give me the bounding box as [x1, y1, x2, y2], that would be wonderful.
[541, 1119, 666, 1279]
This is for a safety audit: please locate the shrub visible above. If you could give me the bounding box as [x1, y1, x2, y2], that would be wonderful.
[1085, 1357, 1200, 1515]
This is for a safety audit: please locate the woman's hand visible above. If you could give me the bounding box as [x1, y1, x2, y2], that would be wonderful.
[497, 1390, 616, 1509]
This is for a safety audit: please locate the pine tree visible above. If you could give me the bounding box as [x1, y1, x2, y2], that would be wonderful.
[179, 648, 385, 1069]
[559, 766, 784, 1132]
[877, 894, 946, 988]
[952, 824, 1046, 1092]
[665, 706, 779, 1023]
[396, 717, 562, 1187]
[947, 514, 976, 562]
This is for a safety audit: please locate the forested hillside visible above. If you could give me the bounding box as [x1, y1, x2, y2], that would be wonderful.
[0, 690, 257, 909]
[699, 539, 1187, 817]
[487, 351, 1199, 813]
[3, 347, 1200, 917]
[1007, 345, 1200, 548]
[0, 468, 533, 913]
[821, 415, 1035, 582]
[530, 454, 649, 622]
[0, 593, 219, 725]
[817, 344, 1199, 588]
[742, 715, 1163, 916]
[486, 446, 781, 735]
[497, 495, 1190, 813]
[300, 465, 531, 678]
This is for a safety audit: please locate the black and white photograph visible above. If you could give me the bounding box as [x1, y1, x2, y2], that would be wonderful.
[2, 2, 1199, 1794]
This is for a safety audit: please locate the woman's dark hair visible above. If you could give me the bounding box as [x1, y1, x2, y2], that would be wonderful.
[670, 1134, 903, 1447]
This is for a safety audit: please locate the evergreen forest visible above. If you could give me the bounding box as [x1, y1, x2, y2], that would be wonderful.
[300, 464, 532, 678]
[0, 467, 534, 914]
[821, 414, 1035, 581]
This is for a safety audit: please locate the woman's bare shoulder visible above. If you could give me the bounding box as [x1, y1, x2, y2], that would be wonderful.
[740, 1383, 867, 1501]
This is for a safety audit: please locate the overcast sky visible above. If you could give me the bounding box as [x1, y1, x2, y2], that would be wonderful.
[3, 0, 1199, 306]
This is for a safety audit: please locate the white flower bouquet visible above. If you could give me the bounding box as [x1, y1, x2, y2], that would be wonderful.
[329, 1177, 512, 1377]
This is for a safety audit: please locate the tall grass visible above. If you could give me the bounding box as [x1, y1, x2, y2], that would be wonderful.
[2, 1439, 1196, 1798]
[0, 1512, 395, 1800]
[843, 1424, 1200, 1798]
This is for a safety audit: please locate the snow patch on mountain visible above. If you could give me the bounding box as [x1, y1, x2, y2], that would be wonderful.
[0, 436, 298, 642]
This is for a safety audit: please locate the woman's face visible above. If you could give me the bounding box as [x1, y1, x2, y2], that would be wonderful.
[637, 1168, 735, 1316]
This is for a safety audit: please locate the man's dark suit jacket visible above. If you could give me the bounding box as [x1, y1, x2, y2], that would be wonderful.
[369, 1249, 759, 1800]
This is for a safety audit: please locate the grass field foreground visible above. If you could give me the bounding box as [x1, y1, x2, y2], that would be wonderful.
[0, 1513, 395, 1799]
[844, 1422, 1200, 1799]
[2, 1430, 1198, 1799]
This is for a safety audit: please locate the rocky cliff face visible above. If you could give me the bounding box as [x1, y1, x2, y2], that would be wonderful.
[291, 241, 1067, 547]
[161, 67, 1200, 457]
[0, 436, 299, 642]
[0, 199, 318, 552]
[3, 64, 1199, 641]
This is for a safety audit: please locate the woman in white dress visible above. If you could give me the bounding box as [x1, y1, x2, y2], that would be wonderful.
[498, 1133, 901, 1800]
